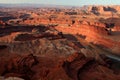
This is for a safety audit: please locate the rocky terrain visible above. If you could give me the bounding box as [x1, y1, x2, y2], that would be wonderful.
[0, 5, 120, 80]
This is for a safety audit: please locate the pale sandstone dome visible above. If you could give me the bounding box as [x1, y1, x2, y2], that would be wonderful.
[0, 77, 24, 80]
[5, 77, 24, 80]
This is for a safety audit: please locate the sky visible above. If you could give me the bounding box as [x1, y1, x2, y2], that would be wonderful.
[0, 0, 120, 6]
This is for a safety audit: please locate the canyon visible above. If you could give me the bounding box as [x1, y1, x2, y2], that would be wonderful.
[0, 5, 120, 80]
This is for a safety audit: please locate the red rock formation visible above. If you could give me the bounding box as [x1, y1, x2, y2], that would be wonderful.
[55, 24, 120, 54]
[0, 6, 120, 80]
[55, 24, 108, 37]
[88, 6, 119, 16]
[63, 53, 94, 80]
[0, 50, 120, 80]
[63, 53, 120, 80]
[1, 54, 39, 80]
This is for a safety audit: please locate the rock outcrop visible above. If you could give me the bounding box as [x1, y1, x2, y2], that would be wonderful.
[88, 6, 119, 15]
[0, 54, 38, 80]
[1, 52, 120, 80]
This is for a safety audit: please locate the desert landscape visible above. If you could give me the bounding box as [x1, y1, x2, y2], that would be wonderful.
[0, 4, 120, 80]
